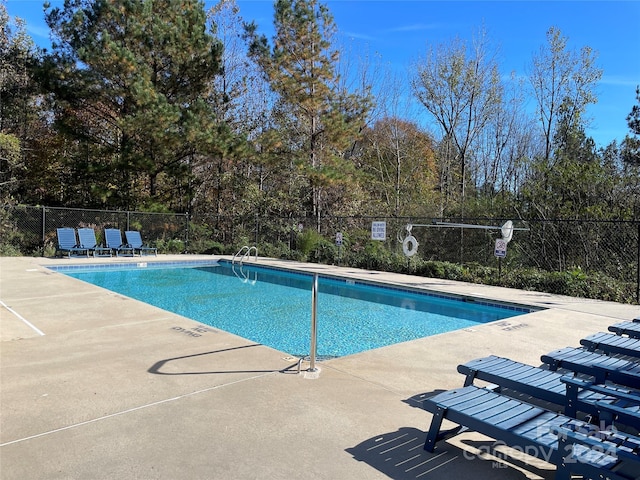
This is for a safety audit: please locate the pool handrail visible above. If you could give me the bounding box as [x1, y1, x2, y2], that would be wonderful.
[233, 245, 258, 264]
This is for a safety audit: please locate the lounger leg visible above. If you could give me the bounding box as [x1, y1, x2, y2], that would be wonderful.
[564, 382, 578, 418]
[463, 372, 475, 387]
[424, 406, 447, 452]
[555, 433, 572, 480]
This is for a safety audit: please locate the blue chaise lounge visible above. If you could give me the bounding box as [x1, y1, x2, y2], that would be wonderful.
[56, 228, 89, 258]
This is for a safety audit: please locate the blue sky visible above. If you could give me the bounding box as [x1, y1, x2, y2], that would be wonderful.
[6, 0, 640, 148]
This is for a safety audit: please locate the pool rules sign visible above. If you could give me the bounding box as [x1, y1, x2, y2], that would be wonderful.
[494, 238, 507, 258]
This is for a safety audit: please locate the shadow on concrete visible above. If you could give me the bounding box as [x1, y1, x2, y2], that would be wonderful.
[457, 437, 555, 479]
[345, 426, 457, 479]
[345, 426, 544, 480]
[358, 390, 555, 479]
[148, 343, 300, 375]
[403, 389, 451, 410]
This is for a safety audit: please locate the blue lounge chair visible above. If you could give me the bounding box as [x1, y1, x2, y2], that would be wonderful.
[458, 355, 640, 429]
[77, 228, 112, 257]
[541, 347, 640, 388]
[104, 228, 135, 257]
[609, 321, 640, 340]
[581, 332, 640, 359]
[56, 228, 89, 258]
[422, 385, 640, 479]
[124, 230, 157, 256]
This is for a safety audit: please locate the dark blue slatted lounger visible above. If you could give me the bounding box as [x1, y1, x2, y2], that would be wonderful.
[541, 347, 640, 388]
[610, 321, 640, 340]
[458, 355, 640, 429]
[581, 332, 640, 359]
[422, 385, 640, 480]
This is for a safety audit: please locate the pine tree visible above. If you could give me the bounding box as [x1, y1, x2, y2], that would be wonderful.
[244, 0, 371, 227]
[621, 86, 640, 167]
[43, 0, 223, 210]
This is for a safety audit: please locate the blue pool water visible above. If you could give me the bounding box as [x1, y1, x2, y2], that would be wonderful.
[56, 261, 530, 358]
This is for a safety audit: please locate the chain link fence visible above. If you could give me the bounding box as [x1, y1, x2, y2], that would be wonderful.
[194, 213, 639, 303]
[1, 205, 189, 255]
[3, 205, 639, 302]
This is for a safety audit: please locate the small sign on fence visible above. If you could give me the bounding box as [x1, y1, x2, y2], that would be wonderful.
[335, 232, 343, 246]
[371, 221, 386, 241]
[494, 238, 507, 258]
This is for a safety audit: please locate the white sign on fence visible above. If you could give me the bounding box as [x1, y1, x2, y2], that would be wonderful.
[371, 221, 386, 241]
[335, 232, 343, 246]
[494, 238, 507, 258]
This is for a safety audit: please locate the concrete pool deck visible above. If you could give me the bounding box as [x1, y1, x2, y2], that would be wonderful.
[1, 255, 638, 479]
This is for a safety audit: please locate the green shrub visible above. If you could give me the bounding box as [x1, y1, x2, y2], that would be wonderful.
[197, 241, 225, 255]
[43, 244, 57, 257]
[308, 237, 338, 264]
[258, 241, 299, 260]
[497, 266, 635, 303]
[297, 229, 325, 257]
[415, 260, 467, 280]
[0, 242, 22, 256]
[231, 236, 253, 254]
[155, 238, 184, 254]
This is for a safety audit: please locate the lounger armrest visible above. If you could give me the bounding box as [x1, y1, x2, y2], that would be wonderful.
[615, 369, 640, 381]
[592, 401, 640, 429]
[561, 376, 640, 402]
[561, 376, 640, 429]
[552, 426, 640, 463]
[552, 425, 613, 449]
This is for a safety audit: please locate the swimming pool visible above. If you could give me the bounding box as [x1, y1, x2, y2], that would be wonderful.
[53, 261, 531, 358]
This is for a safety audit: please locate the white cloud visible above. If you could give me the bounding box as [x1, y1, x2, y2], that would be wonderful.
[385, 23, 440, 33]
[599, 76, 639, 88]
[342, 30, 376, 41]
[27, 25, 50, 40]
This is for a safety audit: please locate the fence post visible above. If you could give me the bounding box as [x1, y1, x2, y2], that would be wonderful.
[255, 213, 259, 246]
[41, 206, 46, 251]
[637, 222, 639, 304]
[184, 212, 189, 253]
[309, 273, 318, 372]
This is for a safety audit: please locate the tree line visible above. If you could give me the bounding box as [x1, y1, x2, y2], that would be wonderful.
[1, 0, 639, 225]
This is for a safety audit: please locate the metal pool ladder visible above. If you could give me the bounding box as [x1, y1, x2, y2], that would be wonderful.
[233, 245, 258, 265]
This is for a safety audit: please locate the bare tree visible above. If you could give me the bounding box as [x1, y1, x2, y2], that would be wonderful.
[412, 27, 502, 211]
[474, 72, 540, 200]
[528, 26, 601, 162]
